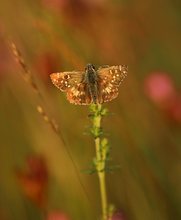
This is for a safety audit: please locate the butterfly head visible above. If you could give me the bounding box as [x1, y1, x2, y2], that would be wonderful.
[85, 63, 96, 72]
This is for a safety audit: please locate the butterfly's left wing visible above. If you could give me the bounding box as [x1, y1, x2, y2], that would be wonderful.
[50, 71, 84, 91]
[97, 65, 128, 103]
[50, 71, 92, 105]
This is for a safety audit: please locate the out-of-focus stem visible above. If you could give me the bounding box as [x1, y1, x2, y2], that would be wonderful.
[9, 41, 91, 209]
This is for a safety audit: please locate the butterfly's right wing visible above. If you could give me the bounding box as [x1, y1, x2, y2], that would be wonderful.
[50, 71, 84, 91]
[97, 65, 128, 103]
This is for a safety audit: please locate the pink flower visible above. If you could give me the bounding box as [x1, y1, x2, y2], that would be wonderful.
[111, 211, 126, 220]
[144, 72, 181, 123]
[165, 94, 181, 123]
[47, 211, 69, 220]
[144, 72, 176, 104]
[16, 155, 48, 207]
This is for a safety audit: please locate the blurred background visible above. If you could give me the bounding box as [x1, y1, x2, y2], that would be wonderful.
[0, 0, 181, 219]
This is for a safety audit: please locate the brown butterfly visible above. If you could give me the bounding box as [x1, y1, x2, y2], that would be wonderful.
[50, 64, 128, 105]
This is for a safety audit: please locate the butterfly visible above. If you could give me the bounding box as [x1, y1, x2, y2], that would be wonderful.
[50, 64, 128, 105]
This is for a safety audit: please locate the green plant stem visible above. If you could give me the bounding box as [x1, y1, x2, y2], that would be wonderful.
[91, 104, 108, 220]
[98, 169, 107, 220]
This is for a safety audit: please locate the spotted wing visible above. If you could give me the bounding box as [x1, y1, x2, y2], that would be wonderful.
[50, 71, 92, 105]
[97, 65, 128, 103]
[50, 71, 84, 91]
[66, 83, 92, 105]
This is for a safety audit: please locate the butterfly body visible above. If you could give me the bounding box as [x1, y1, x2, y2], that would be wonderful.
[50, 64, 128, 105]
[85, 64, 99, 104]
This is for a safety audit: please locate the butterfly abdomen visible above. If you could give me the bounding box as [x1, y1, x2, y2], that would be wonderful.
[86, 83, 98, 104]
[85, 65, 99, 104]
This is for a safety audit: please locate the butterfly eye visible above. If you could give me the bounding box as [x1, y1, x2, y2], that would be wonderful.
[86, 63, 96, 71]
